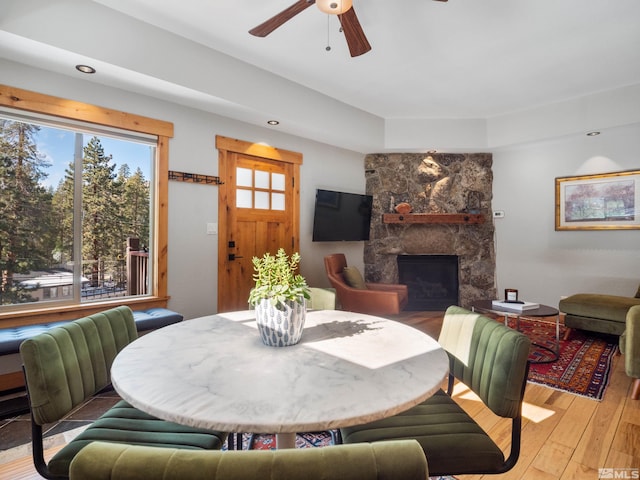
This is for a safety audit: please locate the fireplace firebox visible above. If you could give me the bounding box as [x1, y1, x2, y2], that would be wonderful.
[397, 255, 459, 311]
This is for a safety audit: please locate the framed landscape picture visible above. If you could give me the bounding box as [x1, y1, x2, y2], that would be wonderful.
[555, 170, 640, 230]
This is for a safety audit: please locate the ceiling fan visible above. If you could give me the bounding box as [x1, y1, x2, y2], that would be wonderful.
[250, 0, 449, 58]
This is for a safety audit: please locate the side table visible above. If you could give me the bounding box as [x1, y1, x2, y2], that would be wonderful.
[471, 300, 560, 364]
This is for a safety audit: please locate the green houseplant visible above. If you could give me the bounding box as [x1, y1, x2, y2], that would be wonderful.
[248, 248, 310, 308]
[249, 248, 311, 347]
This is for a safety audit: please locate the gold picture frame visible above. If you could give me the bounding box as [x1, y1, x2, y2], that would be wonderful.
[555, 170, 640, 230]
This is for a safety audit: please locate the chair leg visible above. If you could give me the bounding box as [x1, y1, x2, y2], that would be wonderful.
[227, 433, 244, 450]
[30, 417, 64, 480]
[563, 327, 573, 341]
[631, 378, 640, 400]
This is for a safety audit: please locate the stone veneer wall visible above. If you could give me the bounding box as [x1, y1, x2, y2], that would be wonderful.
[364, 153, 496, 308]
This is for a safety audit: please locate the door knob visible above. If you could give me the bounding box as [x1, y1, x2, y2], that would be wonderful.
[228, 254, 244, 261]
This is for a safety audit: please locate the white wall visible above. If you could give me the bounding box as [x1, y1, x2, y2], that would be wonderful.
[0, 59, 366, 319]
[493, 123, 640, 308]
[3, 58, 640, 318]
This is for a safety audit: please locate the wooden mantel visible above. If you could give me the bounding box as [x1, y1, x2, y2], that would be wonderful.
[382, 213, 485, 225]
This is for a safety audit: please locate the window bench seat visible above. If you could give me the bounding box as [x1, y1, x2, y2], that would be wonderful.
[0, 308, 183, 406]
[0, 308, 183, 356]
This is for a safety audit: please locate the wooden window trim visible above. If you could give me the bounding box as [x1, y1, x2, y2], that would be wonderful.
[0, 84, 173, 328]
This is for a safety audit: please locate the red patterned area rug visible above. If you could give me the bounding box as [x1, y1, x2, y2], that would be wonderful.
[223, 432, 456, 479]
[510, 317, 619, 400]
[225, 431, 334, 450]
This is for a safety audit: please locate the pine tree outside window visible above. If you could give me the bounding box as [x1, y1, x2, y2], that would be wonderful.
[0, 113, 156, 309]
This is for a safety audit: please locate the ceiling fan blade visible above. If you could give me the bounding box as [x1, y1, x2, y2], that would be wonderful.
[249, 0, 316, 37]
[338, 6, 371, 57]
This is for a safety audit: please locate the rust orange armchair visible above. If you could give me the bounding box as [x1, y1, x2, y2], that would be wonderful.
[324, 254, 408, 315]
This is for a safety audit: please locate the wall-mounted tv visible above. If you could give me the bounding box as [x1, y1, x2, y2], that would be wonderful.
[312, 189, 373, 242]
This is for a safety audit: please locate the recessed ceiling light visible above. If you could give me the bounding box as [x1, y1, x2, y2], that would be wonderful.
[75, 64, 96, 74]
[267, 120, 279, 126]
[586, 131, 600, 136]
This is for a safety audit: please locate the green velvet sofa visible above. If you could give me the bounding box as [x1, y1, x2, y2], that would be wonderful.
[69, 440, 430, 480]
[559, 284, 640, 336]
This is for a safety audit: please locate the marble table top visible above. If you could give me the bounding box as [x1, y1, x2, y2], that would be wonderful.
[111, 309, 448, 444]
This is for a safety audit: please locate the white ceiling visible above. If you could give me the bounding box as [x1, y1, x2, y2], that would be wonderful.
[91, 0, 640, 119]
[2, 0, 640, 152]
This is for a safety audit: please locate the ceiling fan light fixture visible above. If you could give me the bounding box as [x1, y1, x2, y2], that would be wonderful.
[316, 0, 353, 15]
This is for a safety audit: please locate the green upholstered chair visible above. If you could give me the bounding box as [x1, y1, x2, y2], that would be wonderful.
[69, 439, 429, 480]
[308, 287, 337, 310]
[20, 306, 228, 480]
[620, 305, 640, 400]
[340, 305, 531, 477]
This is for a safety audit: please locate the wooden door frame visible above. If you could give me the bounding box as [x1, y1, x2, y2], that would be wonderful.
[215, 135, 302, 311]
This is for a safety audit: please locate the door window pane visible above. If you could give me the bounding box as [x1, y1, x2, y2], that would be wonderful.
[272, 192, 285, 211]
[236, 189, 253, 208]
[272, 173, 285, 191]
[255, 170, 270, 189]
[255, 191, 270, 210]
[236, 167, 252, 187]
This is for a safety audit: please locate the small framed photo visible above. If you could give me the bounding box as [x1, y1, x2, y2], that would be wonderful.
[555, 170, 640, 230]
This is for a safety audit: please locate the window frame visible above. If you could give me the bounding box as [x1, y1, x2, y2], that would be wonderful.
[0, 84, 172, 327]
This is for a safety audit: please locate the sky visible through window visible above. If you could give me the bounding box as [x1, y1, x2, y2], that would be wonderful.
[35, 124, 152, 189]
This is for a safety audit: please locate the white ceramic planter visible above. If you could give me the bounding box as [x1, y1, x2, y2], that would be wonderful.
[255, 297, 306, 347]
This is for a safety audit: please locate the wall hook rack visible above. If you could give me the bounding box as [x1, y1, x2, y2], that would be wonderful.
[168, 170, 223, 185]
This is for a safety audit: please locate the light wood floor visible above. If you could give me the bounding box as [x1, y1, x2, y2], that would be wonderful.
[398, 311, 640, 479]
[2, 311, 638, 480]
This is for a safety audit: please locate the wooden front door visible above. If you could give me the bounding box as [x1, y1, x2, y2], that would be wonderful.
[216, 136, 301, 312]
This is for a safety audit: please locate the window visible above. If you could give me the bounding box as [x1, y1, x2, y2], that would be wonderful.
[236, 167, 286, 211]
[0, 85, 171, 322]
[0, 115, 155, 309]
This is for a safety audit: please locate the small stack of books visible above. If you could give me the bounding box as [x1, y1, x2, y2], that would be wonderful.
[491, 300, 540, 312]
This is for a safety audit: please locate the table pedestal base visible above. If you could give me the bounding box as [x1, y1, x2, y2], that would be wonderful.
[276, 432, 296, 449]
[507, 315, 560, 364]
[529, 340, 559, 364]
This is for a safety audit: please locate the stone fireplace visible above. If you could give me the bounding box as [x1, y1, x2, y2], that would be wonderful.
[398, 254, 459, 310]
[364, 153, 495, 309]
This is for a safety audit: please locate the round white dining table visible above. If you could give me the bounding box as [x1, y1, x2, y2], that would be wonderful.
[111, 309, 449, 448]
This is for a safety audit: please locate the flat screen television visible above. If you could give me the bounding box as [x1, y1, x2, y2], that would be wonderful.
[312, 189, 373, 242]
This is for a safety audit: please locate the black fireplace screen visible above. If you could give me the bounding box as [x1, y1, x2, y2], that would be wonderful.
[397, 255, 459, 311]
